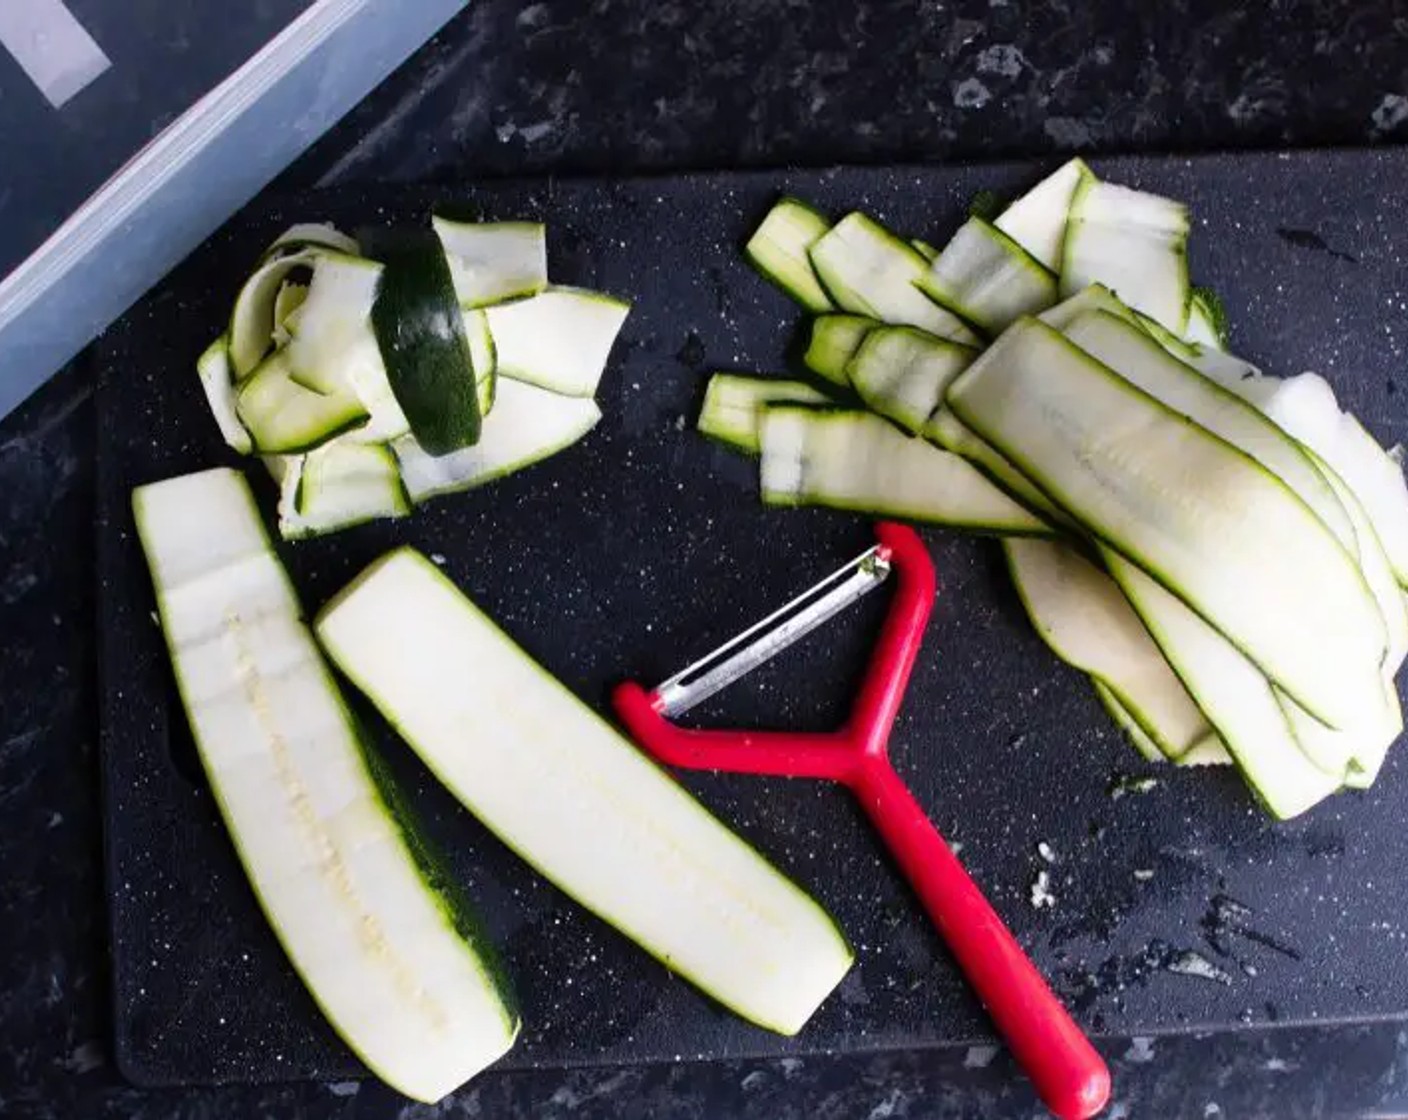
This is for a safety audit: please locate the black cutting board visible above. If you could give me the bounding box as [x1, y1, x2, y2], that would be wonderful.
[97, 150, 1408, 1089]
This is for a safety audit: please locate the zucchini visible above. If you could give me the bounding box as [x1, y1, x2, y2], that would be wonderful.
[946, 318, 1386, 729]
[364, 228, 483, 455]
[1061, 310, 1356, 550]
[910, 238, 939, 262]
[697, 373, 831, 453]
[1106, 553, 1340, 819]
[1290, 456, 1406, 785]
[1092, 681, 1164, 763]
[1185, 287, 1228, 349]
[1060, 180, 1190, 332]
[993, 158, 1092, 270]
[228, 247, 320, 379]
[235, 349, 369, 454]
[271, 281, 309, 347]
[485, 287, 630, 397]
[759, 406, 1050, 535]
[1004, 537, 1212, 761]
[1212, 371, 1408, 588]
[315, 548, 855, 1035]
[1096, 684, 1233, 767]
[743, 197, 834, 312]
[925, 409, 1067, 524]
[807, 213, 981, 344]
[196, 335, 253, 454]
[917, 216, 1058, 334]
[432, 218, 548, 308]
[132, 468, 518, 1102]
[392, 378, 600, 503]
[803, 313, 878, 386]
[1178, 734, 1235, 767]
[845, 326, 976, 434]
[464, 308, 498, 416]
[260, 221, 359, 261]
[1037, 282, 1135, 333]
[283, 251, 383, 395]
[278, 441, 410, 540]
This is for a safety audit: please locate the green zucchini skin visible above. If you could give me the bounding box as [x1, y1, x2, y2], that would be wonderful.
[363, 227, 483, 455]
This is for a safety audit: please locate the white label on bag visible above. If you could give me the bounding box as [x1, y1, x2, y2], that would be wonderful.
[0, 0, 110, 108]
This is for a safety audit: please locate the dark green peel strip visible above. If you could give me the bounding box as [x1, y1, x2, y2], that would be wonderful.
[363, 227, 482, 454]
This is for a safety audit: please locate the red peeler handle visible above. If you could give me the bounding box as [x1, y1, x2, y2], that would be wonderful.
[612, 522, 1110, 1120]
[853, 761, 1110, 1120]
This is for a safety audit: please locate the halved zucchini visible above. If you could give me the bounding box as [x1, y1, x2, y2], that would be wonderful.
[315, 548, 855, 1035]
[133, 467, 518, 1102]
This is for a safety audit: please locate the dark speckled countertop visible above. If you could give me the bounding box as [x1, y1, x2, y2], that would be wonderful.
[5, 2, 1408, 1117]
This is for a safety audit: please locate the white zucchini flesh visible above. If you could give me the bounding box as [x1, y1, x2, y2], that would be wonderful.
[228, 248, 321, 379]
[235, 349, 370, 455]
[806, 213, 981, 344]
[1217, 371, 1408, 588]
[697, 374, 831, 454]
[924, 409, 1067, 525]
[993, 158, 1092, 270]
[917, 216, 1058, 334]
[743, 197, 835, 313]
[1092, 680, 1164, 763]
[133, 468, 518, 1102]
[463, 308, 498, 417]
[393, 378, 600, 503]
[196, 336, 253, 454]
[1060, 180, 1190, 333]
[1038, 283, 1137, 333]
[1100, 685, 1233, 765]
[947, 318, 1387, 730]
[804, 314, 879, 386]
[315, 549, 855, 1035]
[1105, 554, 1340, 819]
[1004, 538, 1212, 760]
[278, 441, 410, 541]
[759, 407, 1050, 535]
[1061, 310, 1356, 551]
[1294, 458, 1406, 787]
[433, 218, 548, 308]
[845, 326, 976, 434]
[284, 251, 385, 396]
[271, 281, 309, 347]
[484, 287, 630, 397]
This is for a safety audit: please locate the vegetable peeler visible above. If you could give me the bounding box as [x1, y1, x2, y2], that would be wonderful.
[613, 522, 1111, 1120]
